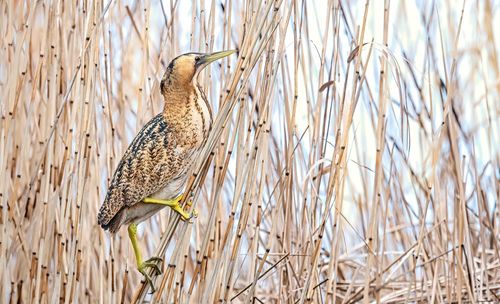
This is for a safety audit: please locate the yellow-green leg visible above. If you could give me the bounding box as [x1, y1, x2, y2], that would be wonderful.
[128, 223, 162, 292]
[142, 195, 197, 221]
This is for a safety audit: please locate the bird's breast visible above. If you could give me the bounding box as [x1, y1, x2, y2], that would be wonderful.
[174, 87, 212, 151]
[163, 84, 212, 149]
[193, 84, 213, 141]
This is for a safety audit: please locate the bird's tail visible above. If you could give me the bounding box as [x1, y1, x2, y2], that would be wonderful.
[97, 201, 124, 234]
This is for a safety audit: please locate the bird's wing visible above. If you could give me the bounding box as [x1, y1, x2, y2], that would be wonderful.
[97, 113, 181, 228]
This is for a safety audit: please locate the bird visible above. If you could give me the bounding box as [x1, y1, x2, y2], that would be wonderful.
[97, 50, 236, 291]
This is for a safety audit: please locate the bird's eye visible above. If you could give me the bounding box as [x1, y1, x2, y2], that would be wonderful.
[195, 56, 201, 62]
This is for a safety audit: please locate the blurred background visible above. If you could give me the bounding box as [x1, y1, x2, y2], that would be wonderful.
[0, 0, 498, 302]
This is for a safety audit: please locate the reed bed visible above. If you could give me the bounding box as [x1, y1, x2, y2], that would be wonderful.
[1, 0, 499, 303]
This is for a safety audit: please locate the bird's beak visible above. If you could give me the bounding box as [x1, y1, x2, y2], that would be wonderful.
[197, 50, 236, 67]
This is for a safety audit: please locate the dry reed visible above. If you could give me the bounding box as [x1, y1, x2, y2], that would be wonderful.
[1, 0, 499, 303]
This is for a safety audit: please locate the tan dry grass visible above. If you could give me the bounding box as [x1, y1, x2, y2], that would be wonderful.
[1, 0, 499, 303]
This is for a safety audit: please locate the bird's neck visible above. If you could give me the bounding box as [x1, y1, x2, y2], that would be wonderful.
[161, 80, 212, 145]
[162, 81, 195, 114]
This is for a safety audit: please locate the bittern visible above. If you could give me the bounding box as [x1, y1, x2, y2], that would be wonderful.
[97, 50, 236, 291]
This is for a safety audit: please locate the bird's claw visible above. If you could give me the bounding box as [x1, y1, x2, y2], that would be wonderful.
[190, 208, 198, 220]
[138, 257, 163, 293]
[144, 256, 163, 271]
[183, 203, 198, 223]
[171, 201, 198, 223]
[140, 271, 156, 294]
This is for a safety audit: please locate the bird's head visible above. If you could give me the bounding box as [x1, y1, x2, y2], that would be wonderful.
[160, 50, 236, 94]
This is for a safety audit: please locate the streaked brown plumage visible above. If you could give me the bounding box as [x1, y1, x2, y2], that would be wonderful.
[97, 112, 193, 232]
[97, 50, 236, 291]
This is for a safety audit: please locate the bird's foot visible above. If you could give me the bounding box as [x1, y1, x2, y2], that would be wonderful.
[143, 196, 197, 222]
[171, 195, 197, 222]
[138, 256, 163, 293]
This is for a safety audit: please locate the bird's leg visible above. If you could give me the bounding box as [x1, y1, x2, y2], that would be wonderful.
[142, 195, 197, 221]
[128, 223, 163, 292]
